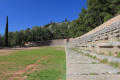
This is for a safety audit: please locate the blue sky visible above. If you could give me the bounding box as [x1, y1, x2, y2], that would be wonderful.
[0, 0, 87, 35]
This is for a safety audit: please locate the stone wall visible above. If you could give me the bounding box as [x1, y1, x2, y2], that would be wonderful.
[25, 38, 75, 47]
[66, 15, 120, 56]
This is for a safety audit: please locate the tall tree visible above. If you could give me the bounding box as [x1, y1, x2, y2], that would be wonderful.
[5, 16, 8, 47]
[65, 18, 67, 22]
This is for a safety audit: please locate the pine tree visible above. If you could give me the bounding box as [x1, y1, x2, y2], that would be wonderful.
[5, 16, 8, 47]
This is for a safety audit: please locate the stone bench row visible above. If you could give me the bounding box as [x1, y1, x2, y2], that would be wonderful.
[78, 49, 120, 65]
[78, 42, 120, 47]
[75, 20, 120, 46]
[66, 20, 120, 47]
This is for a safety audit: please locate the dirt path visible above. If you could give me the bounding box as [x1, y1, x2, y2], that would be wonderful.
[7, 56, 48, 80]
[0, 47, 41, 56]
[66, 48, 120, 80]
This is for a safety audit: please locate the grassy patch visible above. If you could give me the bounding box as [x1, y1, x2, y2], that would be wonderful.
[108, 52, 112, 56]
[89, 73, 98, 75]
[110, 61, 119, 68]
[92, 56, 96, 59]
[92, 62, 97, 64]
[85, 53, 96, 59]
[0, 47, 66, 80]
[100, 58, 108, 64]
[98, 53, 104, 55]
[27, 69, 61, 80]
[117, 38, 120, 42]
[116, 52, 120, 58]
[71, 48, 82, 53]
[117, 72, 120, 74]
[26, 47, 66, 80]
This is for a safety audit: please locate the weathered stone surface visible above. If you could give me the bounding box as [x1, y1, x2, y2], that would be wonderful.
[66, 48, 120, 80]
[79, 49, 120, 63]
[66, 15, 120, 54]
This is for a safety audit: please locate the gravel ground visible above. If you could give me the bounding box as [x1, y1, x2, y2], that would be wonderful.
[66, 47, 120, 80]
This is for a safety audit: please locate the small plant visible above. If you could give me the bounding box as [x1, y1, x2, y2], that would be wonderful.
[20, 73, 26, 77]
[72, 48, 82, 53]
[100, 58, 108, 63]
[110, 61, 119, 68]
[108, 51, 112, 56]
[117, 72, 120, 74]
[92, 56, 96, 59]
[85, 53, 90, 56]
[116, 52, 120, 58]
[98, 53, 104, 55]
[117, 38, 120, 42]
[80, 73, 86, 75]
[92, 62, 96, 64]
[89, 73, 98, 75]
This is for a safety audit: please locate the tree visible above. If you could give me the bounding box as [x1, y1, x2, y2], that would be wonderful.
[65, 18, 67, 22]
[0, 34, 4, 47]
[5, 16, 8, 47]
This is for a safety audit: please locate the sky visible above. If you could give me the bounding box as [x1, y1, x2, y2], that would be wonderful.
[0, 0, 87, 35]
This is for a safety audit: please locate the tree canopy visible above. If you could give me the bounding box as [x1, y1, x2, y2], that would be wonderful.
[0, 0, 120, 47]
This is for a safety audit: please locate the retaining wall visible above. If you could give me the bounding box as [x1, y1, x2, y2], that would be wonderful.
[25, 38, 75, 47]
[66, 15, 120, 56]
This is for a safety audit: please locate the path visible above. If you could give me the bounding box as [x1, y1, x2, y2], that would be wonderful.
[7, 56, 48, 80]
[66, 48, 120, 80]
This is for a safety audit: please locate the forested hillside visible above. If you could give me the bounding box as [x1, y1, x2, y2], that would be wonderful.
[0, 0, 120, 47]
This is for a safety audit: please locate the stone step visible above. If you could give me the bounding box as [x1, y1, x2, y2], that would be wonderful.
[66, 48, 120, 80]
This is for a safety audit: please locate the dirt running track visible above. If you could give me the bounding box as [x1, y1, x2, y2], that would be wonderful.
[7, 56, 48, 80]
[0, 47, 41, 56]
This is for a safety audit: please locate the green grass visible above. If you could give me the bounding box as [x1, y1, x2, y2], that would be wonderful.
[98, 52, 104, 55]
[116, 52, 120, 58]
[0, 47, 66, 80]
[27, 69, 61, 80]
[108, 52, 112, 56]
[110, 61, 119, 68]
[100, 58, 108, 64]
[92, 62, 97, 64]
[117, 72, 120, 74]
[84, 53, 96, 59]
[89, 73, 98, 75]
[117, 38, 120, 42]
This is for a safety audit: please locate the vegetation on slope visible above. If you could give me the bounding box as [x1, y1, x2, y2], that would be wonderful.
[0, 0, 120, 47]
